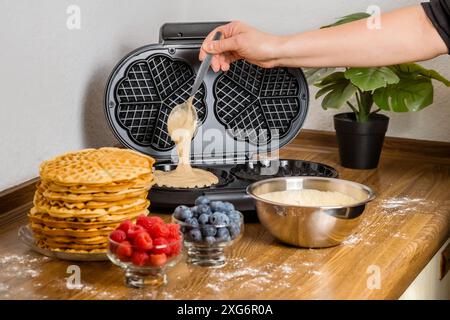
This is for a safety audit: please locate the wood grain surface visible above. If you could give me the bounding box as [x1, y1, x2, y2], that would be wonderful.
[0, 132, 449, 300]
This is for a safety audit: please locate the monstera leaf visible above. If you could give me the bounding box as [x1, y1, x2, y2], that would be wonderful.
[315, 72, 357, 109]
[392, 63, 450, 86]
[304, 67, 336, 84]
[373, 77, 433, 112]
[344, 67, 400, 91]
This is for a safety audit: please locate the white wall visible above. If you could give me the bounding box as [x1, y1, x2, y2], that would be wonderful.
[0, 0, 182, 191]
[181, 0, 450, 141]
[0, 0, 449, 191]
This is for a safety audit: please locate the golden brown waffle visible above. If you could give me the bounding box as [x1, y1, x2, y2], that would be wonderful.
[40, 185, 148, 203]
[36, 240, 106, 253]
[41, 191, 148, 209]
[39, 148, 155, 185]
[28, 207, 147, 227]
[30, 222, 114, 238]
[29, 147, 154, 254]
[34, 232, 107, 245]
[40, 175, 154, 194]
[33, 192, 149, 219]
[35, 238, 108, 251]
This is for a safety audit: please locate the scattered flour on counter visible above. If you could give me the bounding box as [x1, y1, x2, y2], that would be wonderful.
[0, 283, 9, 293]
[205, 283, 221, 293]
[0, 253, 48, 280]
[342, 234, 363, 247]
[380, 197, 425, 210]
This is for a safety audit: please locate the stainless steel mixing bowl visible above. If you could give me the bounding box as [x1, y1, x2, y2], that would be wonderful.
[246, 177, 375, 248]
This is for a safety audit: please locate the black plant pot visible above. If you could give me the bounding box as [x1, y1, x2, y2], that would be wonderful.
[334, 113, 389, 169]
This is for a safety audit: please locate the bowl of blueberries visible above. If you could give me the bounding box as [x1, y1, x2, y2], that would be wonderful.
[172, 196, 244, 267]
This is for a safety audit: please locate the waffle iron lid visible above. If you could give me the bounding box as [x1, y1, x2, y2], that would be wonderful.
[104, 22, 309, 162]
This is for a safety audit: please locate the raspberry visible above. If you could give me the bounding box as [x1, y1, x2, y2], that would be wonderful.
[134, 231, 153, 251]
[148, 223, 169, 239]
[136, 215, 164, 233]
[168, 241, 182, 257]
[127, 225, 145, 241]
[117, 220, 133, 233]
[116, 241, 133, 261]
[109, 230, 127, 243]
[152, 237, 170, 255]
[131, 251, 149, 267]
[148, 216, 165, 225]
[149, 253, 167, 267]
[167, 223, 181, 240]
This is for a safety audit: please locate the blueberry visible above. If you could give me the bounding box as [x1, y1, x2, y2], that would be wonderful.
[197, 204, 212, 215]
[198, 214, 210, 225]
[178, 208, 193, 220]
[227, 210, 241, 223]
[188, 228, 202, 242]
[190, 206, 199, 217]
[209, 212, 230, 225]
[228, 223, 241, 239]
[195, 196, 210, 206]
[222, 202, 235, 212]
[216, 227, 230, 239]
[205, 236, 216, 245]
[173, 205, 189, 219]
[185, 217, 199, 227]
[210, 201, 225, 212]
[201, 225, 217, 237]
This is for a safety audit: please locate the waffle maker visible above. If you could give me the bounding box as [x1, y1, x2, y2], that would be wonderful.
[104, 22, 338, 212]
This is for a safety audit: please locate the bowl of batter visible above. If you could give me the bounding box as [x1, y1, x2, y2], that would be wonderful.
[246, 177, 375, 248]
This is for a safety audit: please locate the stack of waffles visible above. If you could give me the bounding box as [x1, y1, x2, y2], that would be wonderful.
[28, 147, 155, 253]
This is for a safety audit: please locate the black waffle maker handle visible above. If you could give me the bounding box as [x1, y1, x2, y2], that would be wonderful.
[159, 22, 229, 44]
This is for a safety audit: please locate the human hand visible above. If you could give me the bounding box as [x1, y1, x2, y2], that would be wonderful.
[199, 21, 282, 72]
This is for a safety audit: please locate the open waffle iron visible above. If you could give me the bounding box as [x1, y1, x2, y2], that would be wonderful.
[104, 22, 338, 212]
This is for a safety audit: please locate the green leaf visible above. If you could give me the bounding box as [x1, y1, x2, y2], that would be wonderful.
[393, 63, 450, 86]
[321, 12, 371, 28]
[373, 77, 433, 112]
[344, 67, 400, 91]
[314, 72, 358, 109]
[303, 67, 336, 84]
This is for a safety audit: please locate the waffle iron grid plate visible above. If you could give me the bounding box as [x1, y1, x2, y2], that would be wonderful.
[104, 23, 339, 210]
[105, 45, 308, 161]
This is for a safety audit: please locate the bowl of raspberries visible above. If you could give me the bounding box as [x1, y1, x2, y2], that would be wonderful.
[172, 196, 244, 267]
[107, 215, 183, 288]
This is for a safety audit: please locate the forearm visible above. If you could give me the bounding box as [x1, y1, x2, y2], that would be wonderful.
[274, 5, 448, 68]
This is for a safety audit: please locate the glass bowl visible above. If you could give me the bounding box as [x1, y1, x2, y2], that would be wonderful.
[107, 233, 183, 288]
[172, 212, 244, 267]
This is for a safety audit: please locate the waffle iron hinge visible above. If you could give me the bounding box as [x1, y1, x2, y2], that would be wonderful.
[190, 154, 250, 166]
[159, 22, 229, 44]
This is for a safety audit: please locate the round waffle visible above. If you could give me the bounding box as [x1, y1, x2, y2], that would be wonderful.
[40, 184, 148, 203]
[42, 192, 148, 209]
[28, 207, 147, 229]
[30, 222, 114, 238]
[35, 240, 106, 253]
[28, 147, 155, 254]
[35, 237, 108, 251]
[33, 192, 149, 219]
[39, 147, 155, 185]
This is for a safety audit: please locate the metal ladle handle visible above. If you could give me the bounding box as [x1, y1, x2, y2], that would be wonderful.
[190, 31, 222, 97]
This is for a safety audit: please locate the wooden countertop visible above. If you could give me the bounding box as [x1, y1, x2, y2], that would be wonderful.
[0, 130, 449, 299]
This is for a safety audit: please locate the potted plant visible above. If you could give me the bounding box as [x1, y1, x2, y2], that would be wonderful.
[306, 13, 450, 169]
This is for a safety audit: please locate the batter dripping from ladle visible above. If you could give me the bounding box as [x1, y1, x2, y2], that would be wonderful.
[154, 97, 219, 188]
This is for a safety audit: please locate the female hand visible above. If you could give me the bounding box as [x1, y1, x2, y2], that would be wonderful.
[199, 21, 282, 72]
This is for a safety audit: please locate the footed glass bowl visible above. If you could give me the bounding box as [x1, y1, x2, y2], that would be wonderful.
[172, 212, 244, 267]
[107, 235, 183, 288]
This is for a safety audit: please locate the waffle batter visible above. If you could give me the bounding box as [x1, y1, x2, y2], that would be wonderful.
[154, 97, 219, 188]
[259, 189, 357, 207]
